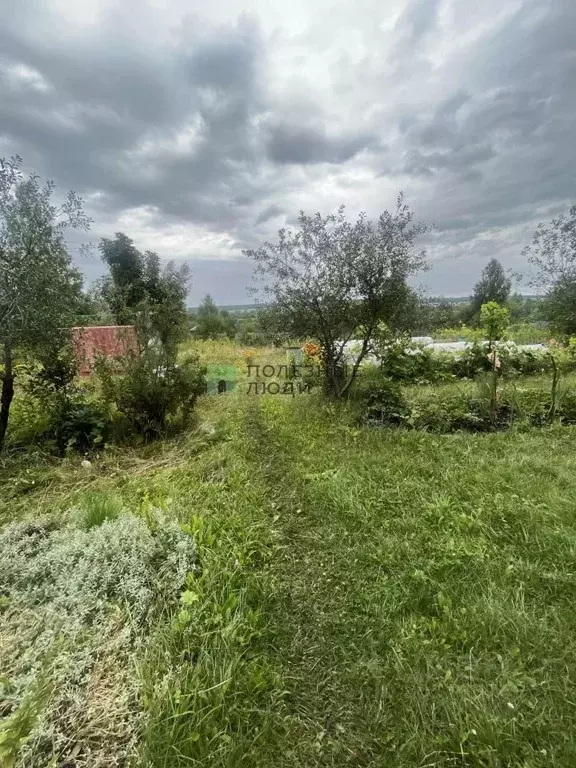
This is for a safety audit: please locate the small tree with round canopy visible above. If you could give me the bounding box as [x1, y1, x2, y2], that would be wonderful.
[244, 194, 431, 397]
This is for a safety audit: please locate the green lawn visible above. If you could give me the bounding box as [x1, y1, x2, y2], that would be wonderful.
[2, 389, 576, 766]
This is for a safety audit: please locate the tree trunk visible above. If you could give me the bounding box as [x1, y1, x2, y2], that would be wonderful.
[0, 342, 14, 453]
[324, 362, 346, 397]
[322, 346, 345, 398]
[548, 353, 559, 424]
[339, 330, 373, 399]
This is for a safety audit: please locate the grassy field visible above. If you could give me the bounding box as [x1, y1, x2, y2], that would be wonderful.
[2, 343, 576, 766]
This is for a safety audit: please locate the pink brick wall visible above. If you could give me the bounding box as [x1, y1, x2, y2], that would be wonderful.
[71, 326, 139, 376]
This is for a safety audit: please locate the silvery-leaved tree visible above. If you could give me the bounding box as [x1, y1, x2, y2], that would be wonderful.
[0, 157, 90, 451]
[522, 205, 576, 337]
[244, 194, 431, 397]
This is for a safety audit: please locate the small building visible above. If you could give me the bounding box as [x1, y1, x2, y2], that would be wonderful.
[71, 326, 138, 376]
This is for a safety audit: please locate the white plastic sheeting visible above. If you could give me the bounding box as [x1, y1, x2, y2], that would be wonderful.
[340, 338, 548, 365]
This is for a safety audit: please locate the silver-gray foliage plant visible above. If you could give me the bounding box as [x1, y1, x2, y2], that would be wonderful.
[0, 507, 197, 766]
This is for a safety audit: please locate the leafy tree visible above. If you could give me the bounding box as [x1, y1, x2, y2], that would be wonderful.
[522, 205, 576, 336]
[192, 295, 237, 340]
[96, 236, 199, 440]
[98, 232, 190, 349]
[244, 195, 431, 397]
[74, 286, 114, 326]
[506, 292, 544, 324]
[219, 309, 238, 339]
[480, 301, 509, 350]
[411, 297, 470, 335]
[543, 281, 576, 337]
[470, 258, 511, 317]
[0, 156, 90, 451]
[99, 233, 147, 323]
[140, 260, 191, 353]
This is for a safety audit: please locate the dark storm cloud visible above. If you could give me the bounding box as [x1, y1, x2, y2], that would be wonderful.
[254, 204, 284, 226]
[0, 7, 269, 232]
[386, 0, 576, 251]
[266, 122, 377, 165]
[0, 0, 575, 302]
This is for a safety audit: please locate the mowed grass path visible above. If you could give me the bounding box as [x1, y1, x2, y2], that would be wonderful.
[232, 396, 576, 767]
[3, 391, 576, 766]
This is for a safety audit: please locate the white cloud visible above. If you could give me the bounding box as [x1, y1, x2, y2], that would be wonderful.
[0, 61, 51, 92]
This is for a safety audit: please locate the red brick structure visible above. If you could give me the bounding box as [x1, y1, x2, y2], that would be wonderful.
[71, 325, 139, 376]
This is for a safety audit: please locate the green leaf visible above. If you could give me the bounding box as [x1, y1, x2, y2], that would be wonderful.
[181, 590, 200, 606]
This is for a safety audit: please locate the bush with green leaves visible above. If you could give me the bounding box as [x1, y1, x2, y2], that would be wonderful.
[350, 369, 410, 425]
[450, 341, 494, 378]
[49, 394, 111, 455]
[363, 380, 410, 426]
[408, 390, 489, 432]
[353, 369, 486, 431]
[354, 363, 576, 433]
[96, 346, 206, 439]
[377, 338, 488, 383]
[372, 337, 576, 385]
[22, 351, 111, 455]
[558, 388, 576, 424]
[0, 502, 197, 767]
[378, 337, 454, 384]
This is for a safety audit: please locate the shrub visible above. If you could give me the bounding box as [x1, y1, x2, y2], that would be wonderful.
[351, 372, 410, 426]
[50, 396, 111, 455]
[559, 389, 576, 424]
[507, 322, 549, 345]
[96, 347, 206, 439]
[407, 389, 489, 432]
[363, 381, 410, 426]
[0, 508, 197, 625]
[372, 336, 576, 385]
[451, 341, 493, 379]
[353, 365, 576, 433]
[22, 352, 111, 455]
[378, 337, 455, 384]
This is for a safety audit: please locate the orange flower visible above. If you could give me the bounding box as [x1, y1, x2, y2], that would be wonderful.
[302, 342, 321, 360]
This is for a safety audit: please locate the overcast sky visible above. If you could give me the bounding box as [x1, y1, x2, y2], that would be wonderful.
[1, 0, 574, 304]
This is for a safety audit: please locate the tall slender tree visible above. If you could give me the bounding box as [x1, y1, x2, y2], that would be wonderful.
[470, 258, 512, 317]
[98, 232, 190, 349]
[0, 157, 90, 451]
[99, 233, 147, 324]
